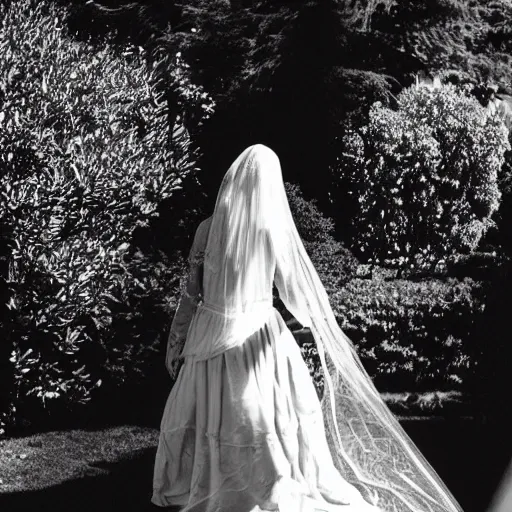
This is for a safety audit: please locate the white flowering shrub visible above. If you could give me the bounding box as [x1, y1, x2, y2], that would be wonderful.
[333, 83, 510, 268]
[0, 0, 214, 432]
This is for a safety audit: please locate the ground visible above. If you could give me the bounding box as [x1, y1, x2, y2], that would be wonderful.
[0, 418, 509, 512]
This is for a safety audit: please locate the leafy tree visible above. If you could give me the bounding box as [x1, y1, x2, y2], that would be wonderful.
[66, 1, 400, 211]
[0, 0, 214, 432]
[370, 0, 512, 91]
[59, 0, 512, 180]
[332, 82, 510, 269]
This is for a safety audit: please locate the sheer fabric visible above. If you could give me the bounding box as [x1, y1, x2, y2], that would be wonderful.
[165, 220, 208, 379]
[153, 144, 463, 512]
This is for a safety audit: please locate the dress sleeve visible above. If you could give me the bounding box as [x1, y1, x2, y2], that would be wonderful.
[165, 219, 208, 373]
[273, 246, 312, 330]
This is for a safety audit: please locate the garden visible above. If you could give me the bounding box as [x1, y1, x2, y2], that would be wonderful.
[1, 1, 512, 511]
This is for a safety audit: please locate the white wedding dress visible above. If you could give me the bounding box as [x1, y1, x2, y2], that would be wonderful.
[152, 145, 464, 512]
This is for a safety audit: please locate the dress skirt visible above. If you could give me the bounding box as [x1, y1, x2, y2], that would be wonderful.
[152, 308, 377, 512]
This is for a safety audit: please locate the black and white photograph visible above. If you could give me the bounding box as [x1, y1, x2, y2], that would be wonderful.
[1, 1, 511, 512]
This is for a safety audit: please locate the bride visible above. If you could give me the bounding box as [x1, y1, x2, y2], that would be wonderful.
[152, 144, 463, 512]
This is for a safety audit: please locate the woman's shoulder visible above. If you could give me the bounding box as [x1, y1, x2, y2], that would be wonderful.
[201, 215, 213, 228]
[197, 215, 212, 236]
[192, 215, 212, 248]
[188, 217, 211, 265]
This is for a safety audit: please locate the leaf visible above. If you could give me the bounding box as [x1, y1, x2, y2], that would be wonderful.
[91, 316, 103, 331]
[71, 164, 81, 182]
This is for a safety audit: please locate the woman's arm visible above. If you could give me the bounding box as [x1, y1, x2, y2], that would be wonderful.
[274, 257, 312, 330]
[166, 220, 208, 379]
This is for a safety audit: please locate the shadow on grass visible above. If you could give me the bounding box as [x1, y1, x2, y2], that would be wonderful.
[0, 418, 509, 512]
[0, 446, 178, 512]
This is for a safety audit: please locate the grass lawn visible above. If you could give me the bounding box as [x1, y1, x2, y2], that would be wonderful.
[0, 426, 159, 494]
[0, 416, 509, 512]
[0, 426, 162, 512]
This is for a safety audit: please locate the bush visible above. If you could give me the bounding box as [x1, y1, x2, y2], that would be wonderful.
[332, 82, 510, 269]
[285, 182, 359, 291]
[274, 182, 359, 395]
[274, 183, 359, 327]
[300, 273, 486, 397]
[0, 0, 214, 432]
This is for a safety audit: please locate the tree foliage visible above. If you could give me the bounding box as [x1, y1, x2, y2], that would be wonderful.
[285, 182, 359, 291]
[333, 82, 509, 268]
[0, 0, 214, 432]
[59, 1, 507, 222]
[2, 0, 512, 432]
[273, 182, 359, 330]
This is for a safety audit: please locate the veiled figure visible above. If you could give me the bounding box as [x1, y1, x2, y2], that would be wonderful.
[152, 145, 463, 512]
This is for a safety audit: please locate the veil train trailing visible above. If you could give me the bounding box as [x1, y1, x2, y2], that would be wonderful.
[202, 144, 463, 512]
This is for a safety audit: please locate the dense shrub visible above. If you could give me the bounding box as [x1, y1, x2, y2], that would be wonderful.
[274, 183, 359, 328]
[0, 0, 214, 433]
[285, 182, 359, 291]
[332, 82, 510, 269]
[300, 272, 486, 397]
[272, 182, 359, 394]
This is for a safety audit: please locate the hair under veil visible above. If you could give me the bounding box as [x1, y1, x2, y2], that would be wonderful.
[202, 144, 463, 512]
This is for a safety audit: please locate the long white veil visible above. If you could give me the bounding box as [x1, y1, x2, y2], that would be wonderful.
[203, 144, 463, 512]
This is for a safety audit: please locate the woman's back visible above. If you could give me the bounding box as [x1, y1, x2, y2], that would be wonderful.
[180, 215, 278, 361]
[201, 216, 276, 311]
